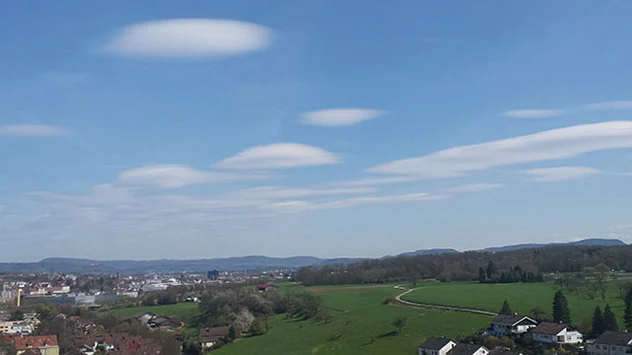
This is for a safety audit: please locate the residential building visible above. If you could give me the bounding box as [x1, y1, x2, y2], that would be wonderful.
[588, 331, 632, 355]
[489, 349, 524, 355]
[447, 343, 490, 355]
[0, 322, 14, 334]
[9, 335, 59, 355]
[418, 337, 457, 355]
[531, 322, 583, 344]
[199, 327, 230, 349]
[256, 283, 276, 292]
[489, 315, 538, 337]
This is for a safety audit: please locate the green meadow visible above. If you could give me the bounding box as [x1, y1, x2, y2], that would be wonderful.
[401, 281, 626, 329]
[215, 285, 490, 355]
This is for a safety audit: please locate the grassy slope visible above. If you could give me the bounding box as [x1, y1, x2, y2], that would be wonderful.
[401, 282, 625, 328]
[214, 286, 491, 355]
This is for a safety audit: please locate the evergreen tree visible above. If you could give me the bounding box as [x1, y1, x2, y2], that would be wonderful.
[603, 304, 619, 331]
[552, 290, 571, 324]
[592, 306, 605, 336]
[624, 288, 632, 331]
[486, 260, 496, 279]
[479, 267, 486, 283]
[500, 300, 513, 315]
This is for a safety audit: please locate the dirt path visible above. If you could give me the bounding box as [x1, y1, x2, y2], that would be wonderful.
[395, 287, 498, 316]
[308, 285, 392, 293]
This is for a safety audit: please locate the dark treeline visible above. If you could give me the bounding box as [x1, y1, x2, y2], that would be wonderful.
[479, 262, 544, 284]
[295, 245, 632, 286]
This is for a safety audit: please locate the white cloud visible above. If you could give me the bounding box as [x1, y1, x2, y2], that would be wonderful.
[258, 192, 446, 213]
[522, 166, 601, 182]
[117, 164, 271, 188]
[0, 125, 67, 137]
[225, 186, 373, 200]
[584, 101, 632, 110]
[502, 109, 565, 119]
[102, 19, 272, 58]
[503, 99, 632, 119]
[368, 121, 632, 179]
[333, 176, 421, 186]
[257, 200, 314, 214]
[213, 143, 340, 170]
[321, 192, 447, 208]
[301, 109, 385, 127]
[442, 183, 502, 193]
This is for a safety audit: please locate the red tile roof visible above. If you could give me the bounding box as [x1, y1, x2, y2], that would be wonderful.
[12, 335, 59, 350]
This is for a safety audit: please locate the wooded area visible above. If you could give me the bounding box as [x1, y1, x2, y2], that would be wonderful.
[295, 245, 632, 286]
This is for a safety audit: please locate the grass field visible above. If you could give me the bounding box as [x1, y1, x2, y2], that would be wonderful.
[214, 285, 490, 355]
[108, 302, 200, 323]
[401, 282, 625, 328]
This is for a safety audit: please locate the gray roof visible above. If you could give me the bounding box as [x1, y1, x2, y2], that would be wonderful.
[419, 337, 456, 350]
[448, 343, 488, 355]
[594, 331, 632, 346]
[490, 314, 535, 326]
[489, 349, 523, 355]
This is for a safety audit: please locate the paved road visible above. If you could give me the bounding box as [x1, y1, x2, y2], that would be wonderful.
[395, 287, 498, 316]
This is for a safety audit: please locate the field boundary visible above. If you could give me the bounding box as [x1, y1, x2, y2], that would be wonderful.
[395, 288, 498, 316]
[307, 285, 392, 293]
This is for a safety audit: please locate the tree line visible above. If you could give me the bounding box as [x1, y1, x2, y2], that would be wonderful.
[295, 245, 632, 286]
[479, 262, 544, 284]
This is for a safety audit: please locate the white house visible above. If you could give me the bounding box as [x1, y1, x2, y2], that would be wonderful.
[588, 331, 632, 355]
[418, 337, 457, 355]
[489, 314, 538, 337]
[447, 343, 490, 355]
[531, 322, 583, 344]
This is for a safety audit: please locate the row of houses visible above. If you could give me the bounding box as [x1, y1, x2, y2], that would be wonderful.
[489, 314, 583, 344]
[422, 314, 632, 355]
[0, 313, 41, 336]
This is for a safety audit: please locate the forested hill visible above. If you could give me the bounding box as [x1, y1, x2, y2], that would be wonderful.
[294, 244, 632, 286]
[0, 238, 625, 274]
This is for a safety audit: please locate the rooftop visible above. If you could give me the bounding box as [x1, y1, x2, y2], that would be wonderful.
[594, 331, 632, 346]
[11, 335, 59, 350]
[448, 343, 488, 355]
[490, 314, 534, 326]
[199, 326, 230, 343]
[419, 337, 456, 350]
[531, 322, 572, 335]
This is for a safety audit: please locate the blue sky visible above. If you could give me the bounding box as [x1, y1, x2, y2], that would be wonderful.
[1, 1, 632, 261]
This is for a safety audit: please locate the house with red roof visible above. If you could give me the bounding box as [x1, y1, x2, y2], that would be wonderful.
[4, 335, 59, 355]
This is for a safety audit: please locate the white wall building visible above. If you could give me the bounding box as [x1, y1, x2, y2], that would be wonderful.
[418, 337, 457, 355]
[531, 322, 583, 344]
[489, 314, 537, 337]
[588, 331, 632, 355]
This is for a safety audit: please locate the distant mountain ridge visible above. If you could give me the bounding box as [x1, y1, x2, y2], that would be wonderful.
[0, 238, 626, 274]
[482, 238, 627, 253]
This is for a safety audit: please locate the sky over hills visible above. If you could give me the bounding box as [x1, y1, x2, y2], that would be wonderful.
[1, 1, 632, 261]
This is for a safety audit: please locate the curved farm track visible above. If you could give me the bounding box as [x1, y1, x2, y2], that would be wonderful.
[395, 288, 498, 316]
